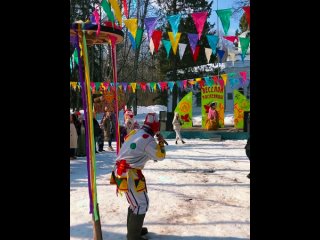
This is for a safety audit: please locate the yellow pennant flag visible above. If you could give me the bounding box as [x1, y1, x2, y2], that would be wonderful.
[168, 32, 181, 55]
[109, 0, 122, 26]
[195, 78, 202, 82]
[124, 19, 138, 38]
[131, 83, 137, 93]
[221, 74, 228, 86]
[188, 80, 196, 85]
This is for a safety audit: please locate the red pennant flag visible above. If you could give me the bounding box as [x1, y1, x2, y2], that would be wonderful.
[239, 71, 247, 82]
[212, 75, 218, 84]
[140, 82, 147, 92]
[223, 36, 238, 43]
[151, 30, 162, 53]
[103, 82, 109, 89]
[192, 45, 200, 62]
[198, 80, 205, 88]
[242, 6, 250, 27]
[159, 82, 168, 91]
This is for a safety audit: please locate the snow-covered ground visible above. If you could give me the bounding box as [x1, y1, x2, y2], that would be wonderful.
[70, 139, 250, 240]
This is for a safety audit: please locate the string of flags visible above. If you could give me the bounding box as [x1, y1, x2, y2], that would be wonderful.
[72, 0, 250, 64]
[70, 71, 250, 93]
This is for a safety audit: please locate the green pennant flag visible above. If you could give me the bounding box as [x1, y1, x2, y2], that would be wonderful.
[135, 28, 143, 49]
[239, 37, 250, 60]
[174, 91, 193, 128]
[216, 9, 232, 35]
[101, 0, 115, 23]
[162, 40, 172, 59]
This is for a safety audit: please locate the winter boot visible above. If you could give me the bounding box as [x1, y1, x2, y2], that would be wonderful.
[127, 208, 148, 237]
[127, 212, 147, 240]
[182, 140, 186, 144]
[175, 140, 178, 144]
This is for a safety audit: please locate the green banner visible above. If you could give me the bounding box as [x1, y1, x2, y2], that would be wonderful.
[174, 91, 193, 128]
[234, 90, 250, 129]
[201, 85, 225, 128]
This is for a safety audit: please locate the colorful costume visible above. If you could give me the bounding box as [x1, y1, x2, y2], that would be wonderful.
[111, 113, 166, 239]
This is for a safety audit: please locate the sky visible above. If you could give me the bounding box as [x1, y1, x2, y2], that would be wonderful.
[70, 136, 250, 239]
[208, 0, 242, 36]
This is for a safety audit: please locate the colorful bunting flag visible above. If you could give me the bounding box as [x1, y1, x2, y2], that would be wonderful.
[191, 11, 208, 40]
[216, 9, 232, 35]
[168, 32, 181, 55]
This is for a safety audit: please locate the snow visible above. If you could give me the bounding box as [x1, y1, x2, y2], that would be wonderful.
[70, 105, 249, 239]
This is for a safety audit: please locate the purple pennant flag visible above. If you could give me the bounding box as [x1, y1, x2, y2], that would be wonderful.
[122, 82, 128, 92]
[144, 17, 158, 40]
[177, 80, 183, 90]
[187, 33, 199, 54]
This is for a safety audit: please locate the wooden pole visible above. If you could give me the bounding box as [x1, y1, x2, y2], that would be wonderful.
[92, 203, 103, 240]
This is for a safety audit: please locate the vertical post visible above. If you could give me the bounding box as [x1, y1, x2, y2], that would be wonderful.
[110, 38, 120, 155]
[92, 204, 103, 240]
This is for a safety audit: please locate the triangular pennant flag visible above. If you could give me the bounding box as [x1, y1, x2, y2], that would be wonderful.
[145, 17, 158, 40]
[135, 28, 143, 49]
[223, 36, 238, 43]
[168, 81, 175, 92]
[239, 71, 247, 83]
[205, 48, 212, 63]
[198, 80, 205, 88]
[191, 11, 208, 40]
[188, 80, 196, 85]
[221, 74, 228, 86]
[95, 82, 101, 92]
[178, 43, 187, 60]
[101, 0, 115, 23]
[130, 83, 137, 93]
[122, 82, 128, 92]
[151, 30, 162, 53]
[123, 0, 129, 18]
[159, 82, 168, 91]
[140, 82, 147, 92]
[218, 78, 224, 88]
[216, 9, 232, 35]
[228, 73, 236, 78]
[149, 82, 155, 92]
[212, 75, 218, 84]
[157, 83, 161, 91]
[149, 38, 155, 55]
[217, 49, 225, 63]
[182, 80, 188, 89]
[153, 82, 157, 91]
[109, 0, 122, 25]
[187, 33, 199, 54]
[177, 81, 183, 90]
[167, 14, 181, 38]
[192, 45, 200, 63]
[168, 32, 181, 55]
[229, 78, 239, 88]
[206, 35, 219, 54]
[239, 37, 250, 61]
[146, 83, 151, 92]
[124, 19, 138, 38]
[128, 32, 136, 50]
[242, 6, 250, 27]
[204, 76, 213, 87]
[103, 82, 109, 89]
[162, 40, 172, 59]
